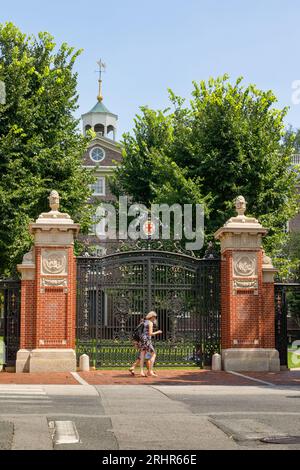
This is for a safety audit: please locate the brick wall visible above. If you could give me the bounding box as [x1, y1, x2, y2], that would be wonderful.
[82, 143, 121, 167]
[261, 282, 276, 348]
[20, 246, 76, 350]
[20, 280, 36, 349]
[220, 249, 275, 350]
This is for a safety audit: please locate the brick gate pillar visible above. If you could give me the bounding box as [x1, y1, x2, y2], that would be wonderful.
[214, 196, 280, 372]
[16, 191, 80, 372]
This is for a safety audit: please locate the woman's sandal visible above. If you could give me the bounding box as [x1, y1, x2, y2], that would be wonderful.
[129, 368, 135, 376]
[140, 372, 147, 377]
[147, 371, 158, 377]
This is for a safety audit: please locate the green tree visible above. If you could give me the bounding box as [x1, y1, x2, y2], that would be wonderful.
[284, 125, 300, 153]
[0, 23, 95, 276]
[111, 75, 299, 255]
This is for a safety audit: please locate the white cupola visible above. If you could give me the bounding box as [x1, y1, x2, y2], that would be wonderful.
[81, 59, 118, 141]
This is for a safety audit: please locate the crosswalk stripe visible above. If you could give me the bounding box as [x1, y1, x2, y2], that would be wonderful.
[0, 396, 50, 400]
[0, 388, 46, 395]
[0, 387, 51, 406]
[0, 400, 52, 404]
[0, 392, 48, 395]
[0, 392, 47, 396]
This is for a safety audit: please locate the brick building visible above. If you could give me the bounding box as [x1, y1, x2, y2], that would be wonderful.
[288, 154, 300, 232]
[80, 68, 122, 256]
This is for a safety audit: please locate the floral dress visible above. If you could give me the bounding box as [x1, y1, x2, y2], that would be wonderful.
[139, 320, 155, 353]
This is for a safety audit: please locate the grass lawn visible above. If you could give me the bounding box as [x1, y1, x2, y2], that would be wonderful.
[94, 366, 201, 371]
[76, 340, 204, 368]
[288, 350, 300, 369]
[1, 333, 299, 369]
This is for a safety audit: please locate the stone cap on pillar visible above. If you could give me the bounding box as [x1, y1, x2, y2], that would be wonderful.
[29, 191, 80, 246]
[262, 250, 277, 282]
[214, 195, 267, 251]
[17, 191, 81, 277]
[17, 247, 35, 280]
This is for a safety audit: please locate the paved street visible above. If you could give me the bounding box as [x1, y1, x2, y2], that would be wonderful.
[0, 372, 300, 450]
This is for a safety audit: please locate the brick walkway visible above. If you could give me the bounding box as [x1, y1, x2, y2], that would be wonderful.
[244, 370, 300, 386]
[0, 372, 78, 385]
[0, 369, 299, 386]
[78, 369, 261, 386]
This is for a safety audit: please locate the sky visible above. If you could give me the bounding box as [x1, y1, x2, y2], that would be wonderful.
[1, 0, 300, 138]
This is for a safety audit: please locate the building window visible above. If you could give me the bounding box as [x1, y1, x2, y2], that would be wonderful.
[91, 176, 105, 196]
[90, 146, 105, 163]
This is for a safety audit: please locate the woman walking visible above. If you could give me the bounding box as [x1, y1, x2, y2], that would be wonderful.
[139, 311, 162, 377]
[128, 344, 151, 376]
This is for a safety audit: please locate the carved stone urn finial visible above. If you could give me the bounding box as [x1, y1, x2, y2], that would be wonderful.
[235, 195, 247, 216]
[36, 190, 71, 220]
[48, 190, 60, 212]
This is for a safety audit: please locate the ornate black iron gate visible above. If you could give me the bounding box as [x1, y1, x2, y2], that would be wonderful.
[76, 250, 220, 368]
[0, 279, 21, 366]
[275, 282, 300, 368]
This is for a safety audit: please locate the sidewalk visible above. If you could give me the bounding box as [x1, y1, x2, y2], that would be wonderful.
[79, 369, 253, 385]
[79, 369, 300, 386]
[0, 369, 299, 386]
[0, 372, 78, 385]
[243, 370, 300, 386]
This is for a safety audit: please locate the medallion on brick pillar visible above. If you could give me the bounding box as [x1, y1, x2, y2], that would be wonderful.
[214, 195, 279, 372]
[16, 191, 80, 373]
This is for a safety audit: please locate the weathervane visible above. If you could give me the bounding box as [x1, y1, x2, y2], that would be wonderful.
[96, 58, 106, 102]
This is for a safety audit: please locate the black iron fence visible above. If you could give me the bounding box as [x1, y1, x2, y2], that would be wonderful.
[0, 279, 21, 366]
[275, 282, 300, 367]
[0, 318, 4, 338]
[76, 250, 220, 368]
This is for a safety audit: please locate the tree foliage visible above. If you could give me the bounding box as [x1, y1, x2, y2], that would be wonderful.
[111, 75, 299, 255]
[284, 125, 300, 153]
[0, 23, 94, 275]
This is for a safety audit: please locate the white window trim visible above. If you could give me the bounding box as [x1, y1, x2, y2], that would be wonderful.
[92, 176, 106, 196]
[89, 146, 105, 163]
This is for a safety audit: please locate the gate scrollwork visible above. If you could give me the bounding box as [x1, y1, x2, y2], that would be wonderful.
[76, 250, 220, 367]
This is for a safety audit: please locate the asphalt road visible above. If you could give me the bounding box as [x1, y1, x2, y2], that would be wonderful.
[0, 381, 300, 450]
